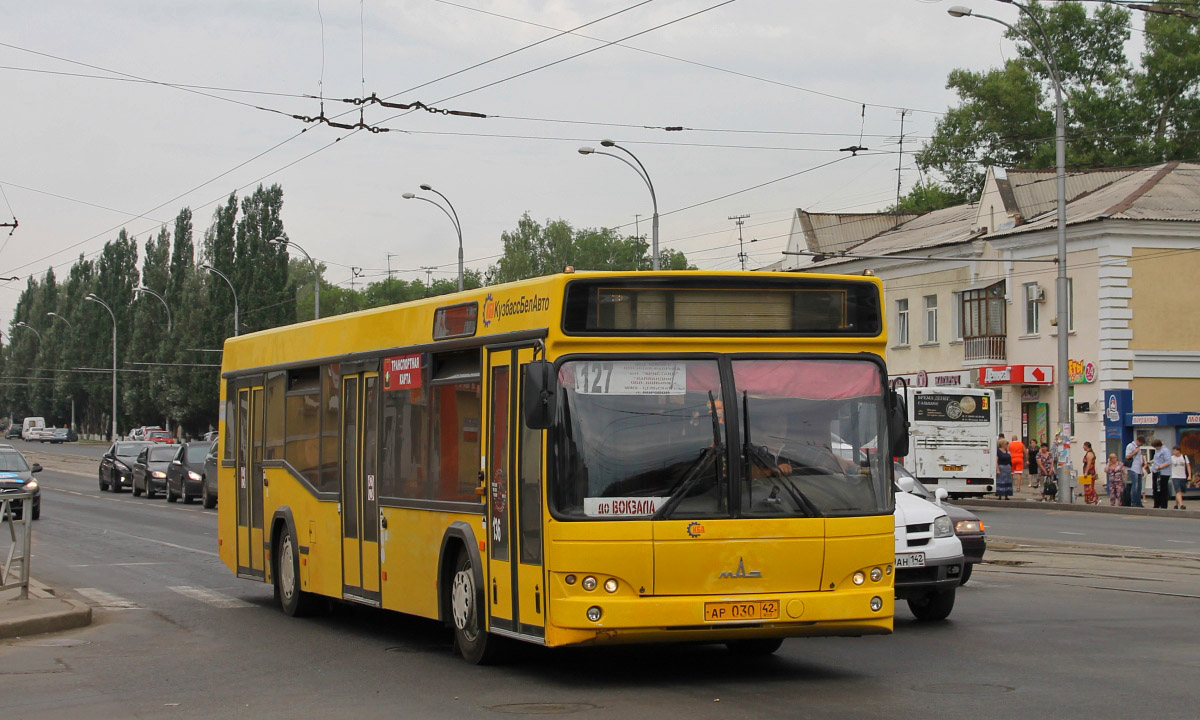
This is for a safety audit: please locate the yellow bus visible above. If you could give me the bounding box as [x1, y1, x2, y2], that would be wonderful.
[217, 270, 907, 663]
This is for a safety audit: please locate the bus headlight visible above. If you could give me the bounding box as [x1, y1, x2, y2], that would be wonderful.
[586, 606, 603, 622]
[603, 578, 618, 593]
[852, 571, 865, 586]
[933, 515, 954, 538]
[870, 596, 883, 612]
[870, 567, 883, 582]
[582, 576, 597, 591]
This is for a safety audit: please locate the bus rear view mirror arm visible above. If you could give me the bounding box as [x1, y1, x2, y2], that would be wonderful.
[888, 390, 910, 458]
[522, 361, 557, 430]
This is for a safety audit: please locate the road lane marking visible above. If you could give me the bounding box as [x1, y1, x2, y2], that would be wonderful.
[75, 587, 141, 609]
[1166, 539, 1196, 544]
[168, 585, 253, 609]
[1058, 531, 1085, 535]
[49, 516, 219, 557]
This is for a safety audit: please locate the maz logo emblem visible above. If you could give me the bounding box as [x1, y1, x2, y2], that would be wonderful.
[718, 557, 762, 579]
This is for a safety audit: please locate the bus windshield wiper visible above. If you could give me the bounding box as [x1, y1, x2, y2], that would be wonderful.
[743, 392, 822, 518]
[654, 391, 724, 520]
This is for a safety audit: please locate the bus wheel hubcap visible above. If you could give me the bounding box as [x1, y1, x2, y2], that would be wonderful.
[451, 570, 473, 631]
[280, 539, 295, 601]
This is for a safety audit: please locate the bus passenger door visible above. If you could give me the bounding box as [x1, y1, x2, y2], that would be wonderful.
[236, 384, 266, 579]
[341, 372, 382, 605]
[486, 346, 545, 639]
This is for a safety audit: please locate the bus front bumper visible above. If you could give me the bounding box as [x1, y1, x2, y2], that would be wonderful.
[543, 586, 894, 646]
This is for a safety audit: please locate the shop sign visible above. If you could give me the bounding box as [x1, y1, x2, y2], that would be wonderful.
[1188, 414, 1200, 425]
[1106, 395, 1120, 423]
[933, 372, 967, 387]
[1068, 359, 1097, 384]
[1130, 415, 1159, 426]
[978, 365, 1054, 386]
[916, 370, 928, 387]
[1021, 387, 1040, 402]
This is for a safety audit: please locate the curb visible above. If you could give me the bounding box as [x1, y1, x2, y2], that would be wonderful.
[0, 580, 93, 641]
[954, 497, 1200, 519]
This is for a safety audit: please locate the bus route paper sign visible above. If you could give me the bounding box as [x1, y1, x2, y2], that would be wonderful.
[573, 361, 687, 396]
[584, 497, 670, 517]
[383, 354, 422, 391]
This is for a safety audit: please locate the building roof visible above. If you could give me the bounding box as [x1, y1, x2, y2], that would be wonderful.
[991, 161, 1200, 237]
[800, 203, 982, 269]
[794, 210, 918, 256]
[1005, 167, 1138, 222]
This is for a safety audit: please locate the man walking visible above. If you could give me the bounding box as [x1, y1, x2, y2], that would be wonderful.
[1125, 435, 1146, 508]
[1150, 439, 1172, 509]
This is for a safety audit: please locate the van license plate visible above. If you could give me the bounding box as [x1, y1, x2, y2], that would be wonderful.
[896, 552, 926, 568]
[704, 600, 779, 622]
[942, 465, 963, 472]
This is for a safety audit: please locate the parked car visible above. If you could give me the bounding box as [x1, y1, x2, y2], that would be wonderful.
[146, 430, 175, 444]
[165, 441, 213, 504]
[202, 436, 219, 509]
[0, 448, 42, 520]
[21, 417, 45, 440]
[895, 463, 986, 584]
[6, 420, 23, 439]
[99, 441, 154, 492]
[132, 445, 178, 498]
[892, 484, 965, 621]
[128, 425, 163, 441]
[45, 427, 71, 444]
[26, 427, 53, 442]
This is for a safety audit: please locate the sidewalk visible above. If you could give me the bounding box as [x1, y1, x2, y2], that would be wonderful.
[956, 477, 1200, 519]
[0, 579, 92, 640]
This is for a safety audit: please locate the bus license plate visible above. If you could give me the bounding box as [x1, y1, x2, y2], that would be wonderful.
[896, 552, 926, 568]
[942, 464, 963, 472]
[704, 600, 779, 622]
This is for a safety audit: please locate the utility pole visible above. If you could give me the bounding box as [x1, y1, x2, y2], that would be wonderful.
[386, 253, 399, 279]
[729, 214, 751, 271]
[421, 266, 435, 287]
[895, 108, 910, 210]
[350, 267, 363, 292]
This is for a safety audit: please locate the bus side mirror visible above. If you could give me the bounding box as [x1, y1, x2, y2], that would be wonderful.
[888, 390, 910, 458]
[522, 361, 558, 430]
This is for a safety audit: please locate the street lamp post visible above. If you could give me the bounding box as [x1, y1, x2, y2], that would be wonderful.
[14, 321, 41, 343]
[85, 293, 118, 442]
[579, 139, 660, 270]
[270, 237, 320, 319]
[46, 312, 72, 328]
[47, 312, 76, 430]
[135, 286, 172, 332]
[403, 185, 464, 292]
[950, 3, 1070, 502]
[201, 264, 239, 337]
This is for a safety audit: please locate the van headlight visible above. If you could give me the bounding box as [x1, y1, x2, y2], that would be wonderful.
[933, 515, 954, 538]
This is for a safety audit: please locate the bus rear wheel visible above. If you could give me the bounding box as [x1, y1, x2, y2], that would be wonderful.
[276, 530, 319, 617]
[449, 549, 502, 665]
[725, 638, 784, 656]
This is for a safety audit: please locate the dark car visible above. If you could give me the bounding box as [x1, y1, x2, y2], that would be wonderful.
[0, 449, 42, 520]
[99, 441, 154, 492]
[5, 424, 22, 439]
[165, 441, 212, 504]
[895, 462, 986, 584]
[201, 435, 219, 509]
[132, 445, 178, 498]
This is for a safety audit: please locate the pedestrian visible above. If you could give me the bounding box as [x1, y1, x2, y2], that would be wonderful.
[1150, 439, 1172, 509]
[1036, 443, 1055, 499]
[1081, 441, 1098, 505]
[1170, 446, 1191, 510]
[1125, 435, 1146, 508]
[996, 438, 1013, 500]
[1105, 453, 1126, 506]
[1009, 435, 1025, 493]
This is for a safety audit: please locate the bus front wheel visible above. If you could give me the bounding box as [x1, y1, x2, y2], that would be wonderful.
[276, 530, 319, 617]
[449, 549, 502, 664]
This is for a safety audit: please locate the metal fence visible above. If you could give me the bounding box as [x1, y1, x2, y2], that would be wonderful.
[1, 493, 33, 599]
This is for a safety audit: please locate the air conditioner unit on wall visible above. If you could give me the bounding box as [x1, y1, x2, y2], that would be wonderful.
[1033, 286, 1046, 302]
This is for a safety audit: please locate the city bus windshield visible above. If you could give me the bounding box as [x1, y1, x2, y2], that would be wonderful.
[551, 357, 890, 519]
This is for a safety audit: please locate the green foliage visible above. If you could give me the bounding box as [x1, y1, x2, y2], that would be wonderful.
[486, 213, 693, 284]
[886, 178, 970, 215]
[918, 1, 1200, 197]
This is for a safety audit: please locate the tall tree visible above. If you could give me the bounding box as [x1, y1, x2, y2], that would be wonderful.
[234, 184, 292, 333]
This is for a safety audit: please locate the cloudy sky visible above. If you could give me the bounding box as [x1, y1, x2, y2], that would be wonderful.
[0, 0, 1128, 322]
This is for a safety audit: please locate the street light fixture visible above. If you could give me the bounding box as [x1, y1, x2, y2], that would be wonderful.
[135, 286, 172, 333]
[403, 185, 464, 292]
[85, 293, 119, 442]
[46, 312, 73, 328]
[269, 236, 320, 319]
[950, 2, 1070, 502]
[14, 321, 41, 343]
[579, 139, 660, 270]
[200, 264, 239, 337]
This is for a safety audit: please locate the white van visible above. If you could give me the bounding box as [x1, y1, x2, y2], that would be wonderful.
[892, 488, 964, 621]
[21, 417, 46, 440]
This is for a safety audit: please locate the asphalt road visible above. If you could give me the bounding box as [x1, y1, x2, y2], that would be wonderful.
[3, 458, 1199, 719]
[972, 505, 1200, 554]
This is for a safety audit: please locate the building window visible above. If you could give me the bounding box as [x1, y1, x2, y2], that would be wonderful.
[1024, 283, 1041, 335]
[951, 291, 963, 341]
[924, 295, 938, 343]
[896, 298, 909, 345]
